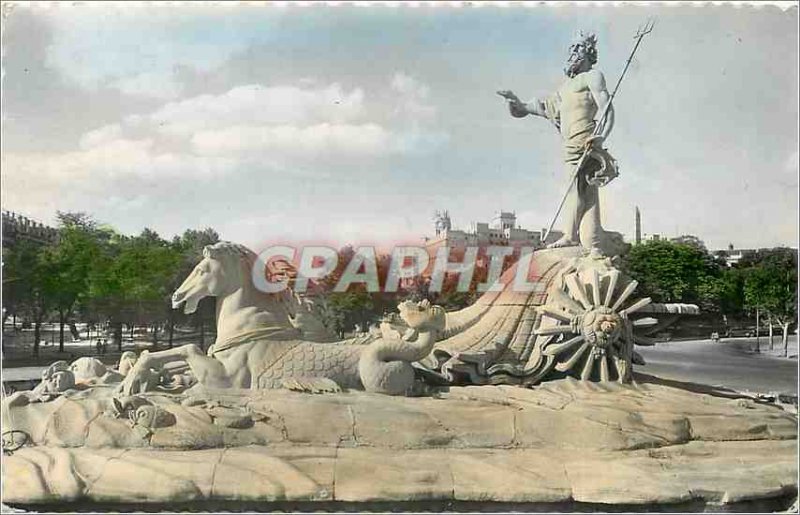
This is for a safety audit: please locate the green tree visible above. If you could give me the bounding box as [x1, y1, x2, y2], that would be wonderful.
[172, 228, 220, 348]
[670, 234, 708, 253]
[136, 229, 183, 346]
[88, 231, 133, 350]
[324, 290, 374, 338]
[89, 229, 182, 351]
[172, 228, 221, 262]
[620, 239, 723, 309]
[88, 227, 218, 352]
[742, 248, 797, 356]
[119, 229, 183, 348]
[708, 266, 747, 324]
[3, 240, 54, 356]
[43, 212, 103, 351]
[2, 242, 29, 332]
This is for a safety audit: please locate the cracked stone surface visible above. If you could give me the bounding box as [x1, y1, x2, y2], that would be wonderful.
[2, 377, 797, 508]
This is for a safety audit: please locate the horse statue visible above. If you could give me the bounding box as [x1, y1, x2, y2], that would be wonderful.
[117, 242, 446, 396]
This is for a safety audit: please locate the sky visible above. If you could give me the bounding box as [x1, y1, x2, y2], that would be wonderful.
[2, 2, 798, 252]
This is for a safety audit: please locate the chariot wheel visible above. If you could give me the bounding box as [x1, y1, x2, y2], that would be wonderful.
[535, 268, 654, 382]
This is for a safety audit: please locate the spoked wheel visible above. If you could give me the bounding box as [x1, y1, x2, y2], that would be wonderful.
[536, 268, 652, 382]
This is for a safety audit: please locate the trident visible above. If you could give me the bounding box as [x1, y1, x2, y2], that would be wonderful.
[541, 19, 655, 245]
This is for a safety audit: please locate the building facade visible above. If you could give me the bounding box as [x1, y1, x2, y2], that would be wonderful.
[2, 210, 59, 248]
[426, 210, 564, 253]
[712, 244, 757, 267]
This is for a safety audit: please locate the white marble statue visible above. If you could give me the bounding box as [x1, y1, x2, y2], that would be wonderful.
[499, 31, 623, 255]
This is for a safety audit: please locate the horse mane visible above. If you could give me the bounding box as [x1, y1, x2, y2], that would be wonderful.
[203, 241, 256, 262]
[203, 241, 301, 294]
[201, 241, 335, 338]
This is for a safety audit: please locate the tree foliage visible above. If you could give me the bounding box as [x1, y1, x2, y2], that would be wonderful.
[738, 248, 798, 354]
[43, 213, 104, 349]
[669, 234, 708, 253]
[2, 216, 222, 354]
[621, 239, 724, 309]
[3, 239, 54, 354]
[622, 240, 797, 348]
[742, 249, 797, 321]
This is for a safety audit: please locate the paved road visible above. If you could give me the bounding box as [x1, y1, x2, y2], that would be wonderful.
[2, 337, 797, 396]
[636, 336, 798, 396]
[2, 366, 46, 382]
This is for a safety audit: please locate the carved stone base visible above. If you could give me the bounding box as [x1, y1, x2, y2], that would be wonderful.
[3, 378, 796, 509]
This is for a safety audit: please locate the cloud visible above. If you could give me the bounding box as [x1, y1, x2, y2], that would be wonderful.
[11, 79, 444, 183]
[114, 71, 185, 100]
[4, 6, 795, 249]
[391, 72, 437, 123]
[147, 83, 367, 136]
[2, 77, 447, 234]
[79, 123, 124, 149]
[39, 6, 271, 99]
[140, 80, 445, 161]
[191, 123, 394, 158]
[3, 137, 235, 200]
[785, 150, 799, 173]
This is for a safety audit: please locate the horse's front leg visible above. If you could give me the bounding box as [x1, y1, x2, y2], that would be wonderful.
[117, 344, 231, 394]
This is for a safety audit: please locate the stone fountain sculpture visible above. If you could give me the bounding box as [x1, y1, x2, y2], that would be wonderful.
[3, 239, 794, 511]
[113, 240, 695, 396]
[1, 29, 796, 511]
[118, 242, 446, 397]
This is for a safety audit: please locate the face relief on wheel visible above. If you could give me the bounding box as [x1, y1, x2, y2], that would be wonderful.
[582, 307, 623, 348]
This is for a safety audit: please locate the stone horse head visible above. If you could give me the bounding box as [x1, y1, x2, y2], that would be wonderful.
[170, 241, 333, 343]
[172, 242, 272, 315]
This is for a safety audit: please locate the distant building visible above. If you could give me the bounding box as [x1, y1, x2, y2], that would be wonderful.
[2, 210, 59, 248]
[670, 235, 708, 252]
[713, 244, 756, 267]
[426, 210, 564, 254]
[634, 206, 642, 245]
